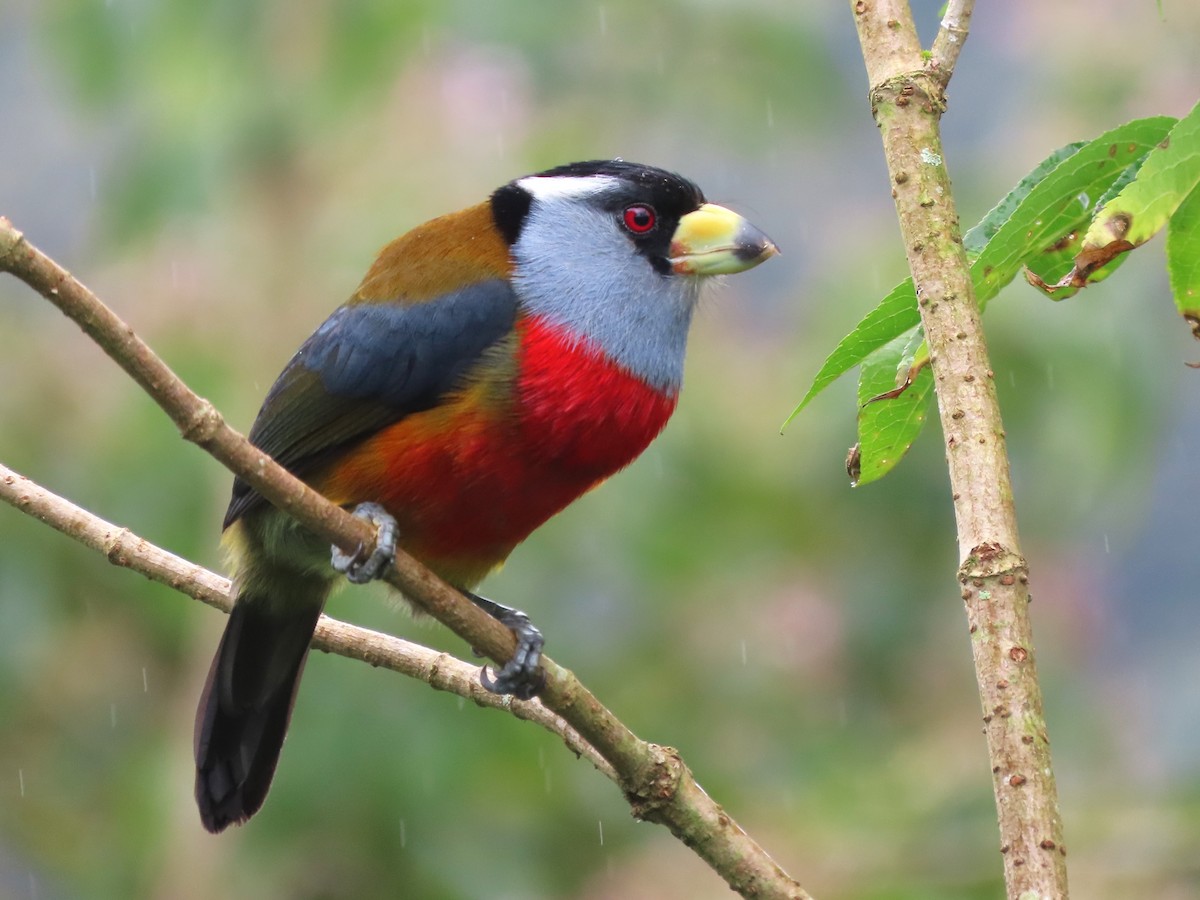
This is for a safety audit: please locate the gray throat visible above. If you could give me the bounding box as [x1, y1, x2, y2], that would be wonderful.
[510, 196, 700, 393]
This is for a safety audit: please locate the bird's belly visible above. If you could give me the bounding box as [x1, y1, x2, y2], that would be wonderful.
[512, 315, 679, 479]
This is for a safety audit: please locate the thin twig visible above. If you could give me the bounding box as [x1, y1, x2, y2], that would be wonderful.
[0, 217, 809, 899]
[929, 0, 974, 85]
[848, 2, 1067, 897]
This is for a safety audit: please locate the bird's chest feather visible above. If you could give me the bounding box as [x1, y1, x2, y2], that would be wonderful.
[315, 314, 677, 578]
[511, 314, 678, 478]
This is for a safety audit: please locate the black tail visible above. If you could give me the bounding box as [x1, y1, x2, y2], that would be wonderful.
[194, 591, 325, 833]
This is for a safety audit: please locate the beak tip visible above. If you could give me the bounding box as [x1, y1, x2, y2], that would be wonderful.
[753, 238, 781, 261]
[734, 231, 780, 269]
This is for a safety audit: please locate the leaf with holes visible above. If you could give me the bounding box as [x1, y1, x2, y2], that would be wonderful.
[1021, 145, 1150, 299]
[788, 116, 1178, 483]
[788, 120, 1170, 428]
[980, 116, 1175, 300]
[1056, 102, 1200, 290]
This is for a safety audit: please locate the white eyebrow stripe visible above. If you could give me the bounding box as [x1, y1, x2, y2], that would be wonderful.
[517, 174, 621, 201]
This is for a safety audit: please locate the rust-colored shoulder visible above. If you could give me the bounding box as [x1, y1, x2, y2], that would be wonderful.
[353, 202, 512, 304]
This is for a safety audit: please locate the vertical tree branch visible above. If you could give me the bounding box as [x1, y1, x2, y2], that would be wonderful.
[849, 3, 1068, 897]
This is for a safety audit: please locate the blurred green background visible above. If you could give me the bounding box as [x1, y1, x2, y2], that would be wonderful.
[2, 1, 1199, 898]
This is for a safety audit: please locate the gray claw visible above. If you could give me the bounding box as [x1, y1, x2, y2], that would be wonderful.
[467, 592, 545, 700]
[331, 502, 398, 584]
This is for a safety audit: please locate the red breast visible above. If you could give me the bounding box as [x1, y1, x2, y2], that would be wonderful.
[311, 314, 676, 587]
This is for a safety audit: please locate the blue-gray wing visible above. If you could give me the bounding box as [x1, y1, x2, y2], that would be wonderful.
[224, 279, 518, 527]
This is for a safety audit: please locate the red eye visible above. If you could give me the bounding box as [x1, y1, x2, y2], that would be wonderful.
[622, 204, 657, 234]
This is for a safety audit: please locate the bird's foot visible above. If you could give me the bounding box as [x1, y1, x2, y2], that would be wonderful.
[331, 502, 398, 584]
[467, 592, 546, 700]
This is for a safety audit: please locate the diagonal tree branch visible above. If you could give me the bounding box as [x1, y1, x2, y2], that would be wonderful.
[0, 217, 810, 899]
[0, 458, 616, 780]
[849, 2, 1068, 898]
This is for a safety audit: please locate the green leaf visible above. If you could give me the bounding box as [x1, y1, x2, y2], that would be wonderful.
[962, 142, 1086, 255]
[897, 324, 928, 376]
[1166, 182, 1200, 319]
[787, 116, 1177, 479]
[974, 116, 1176, 305]
[782, 278, 919, 429]
[787, 143, 1085, 430]
[1024, 232, 1134, 301]
[1022, 154, 1149, 299]
[1023, 167, 1142, 297]
[1083, 99, 1200, 254]
[786, 122, 1171, 430]
[853, 331, 934, 486]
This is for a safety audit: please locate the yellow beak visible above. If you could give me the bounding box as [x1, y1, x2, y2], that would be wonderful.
[668, 203, 779, 276]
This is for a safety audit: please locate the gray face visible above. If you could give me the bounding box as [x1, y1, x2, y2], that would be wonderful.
[509, 175, 703, 394]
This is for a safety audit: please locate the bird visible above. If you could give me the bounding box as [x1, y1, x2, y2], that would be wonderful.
[194, 159, 778, 833]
